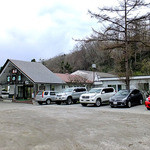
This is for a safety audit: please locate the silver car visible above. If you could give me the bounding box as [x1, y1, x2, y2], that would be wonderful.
[56, 87, 87, 105]
[35, 91, 58, 105]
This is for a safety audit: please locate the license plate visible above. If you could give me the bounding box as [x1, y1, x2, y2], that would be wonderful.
[113, 102, 117, 105]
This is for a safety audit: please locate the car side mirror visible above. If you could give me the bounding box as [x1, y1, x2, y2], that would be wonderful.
[131, 94, 134, 97]
[102, 91, 105, 94]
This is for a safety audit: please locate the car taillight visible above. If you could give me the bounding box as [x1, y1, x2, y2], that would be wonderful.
[42, 92, 44, 98]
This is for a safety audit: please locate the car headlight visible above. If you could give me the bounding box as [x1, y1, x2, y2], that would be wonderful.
[146, 98, 149, 101]
[122, 98, 127, 102]
[109, 97, 112, 101]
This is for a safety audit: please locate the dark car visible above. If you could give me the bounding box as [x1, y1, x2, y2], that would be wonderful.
[109, 89, 143, 108]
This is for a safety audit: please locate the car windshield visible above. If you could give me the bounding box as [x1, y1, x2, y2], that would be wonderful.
[63, 88, 73, 92]
[89, 88, 102, 93]
[115, 90, 130, 97]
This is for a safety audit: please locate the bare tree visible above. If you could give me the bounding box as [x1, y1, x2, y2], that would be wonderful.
[67, 74, 91, 87]
[83, 0, 150, 89]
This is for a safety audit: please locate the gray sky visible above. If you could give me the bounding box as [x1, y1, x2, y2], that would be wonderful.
[1, 0, 112, 66]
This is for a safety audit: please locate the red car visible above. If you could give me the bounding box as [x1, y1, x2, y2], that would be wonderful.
[145, 96, 150, 110]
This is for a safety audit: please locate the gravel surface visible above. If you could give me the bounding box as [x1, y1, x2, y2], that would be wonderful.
[0, 101, 149, 150]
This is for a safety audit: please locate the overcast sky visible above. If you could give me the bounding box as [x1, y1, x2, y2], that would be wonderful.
[0, 0, 149, 67]
[0, 0, 113, 66]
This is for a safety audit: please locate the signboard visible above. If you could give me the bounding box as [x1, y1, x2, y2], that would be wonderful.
[92, 64, 96, 69]
[12, 69, 17, 74]
[25, 81, 29, 85]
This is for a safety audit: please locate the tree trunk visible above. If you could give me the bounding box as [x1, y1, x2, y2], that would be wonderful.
[125, 0, 130, 90]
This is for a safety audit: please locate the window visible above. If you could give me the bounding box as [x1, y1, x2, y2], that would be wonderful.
[102, 89, 106, 93]
[108, 85, 116, 90]
[62, 85, 65, 89]
[50, 92, 55, 95]
[18, 75, 21, 81]
[39, 85, 45, 91]
[75, 88, 86, 92]
[12, 75, 16, 81]
[118, 85, 122, 91]
[44, 92, 49, 95]
[7, 76, 10, 82]
[132, 90, 140, 95]
[89, 88, 101, 93]
[50, 85, 55, 91]
[102, 88, 114, 93]
[73, 89, 78, 92]
[138, 83, 149, 91]
[80, 88, 86, 92]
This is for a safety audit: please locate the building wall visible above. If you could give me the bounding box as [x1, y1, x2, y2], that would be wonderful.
[96, 78, 150, 92]
[101, 80, 126, 91]
[37, 84, 65, 92]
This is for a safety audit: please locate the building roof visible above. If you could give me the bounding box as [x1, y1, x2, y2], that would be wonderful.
[0, 59, 65, 84]
[55, 73, 92, 84]
[72, 70, 116, 81]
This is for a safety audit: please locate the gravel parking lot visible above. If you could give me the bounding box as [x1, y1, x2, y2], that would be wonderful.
[0, 101, 150, 150]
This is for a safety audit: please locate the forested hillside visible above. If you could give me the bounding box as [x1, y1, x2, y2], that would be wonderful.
[44, 39, 150, 75]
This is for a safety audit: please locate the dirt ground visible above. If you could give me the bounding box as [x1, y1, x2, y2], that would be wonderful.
[0, 100, 150, 150]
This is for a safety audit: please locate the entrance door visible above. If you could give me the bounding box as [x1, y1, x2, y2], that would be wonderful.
[24, 85, 33, 99]
[18, 86, 23, 98]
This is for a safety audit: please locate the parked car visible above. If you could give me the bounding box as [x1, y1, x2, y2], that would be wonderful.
[0, 91, 9, 99]
[55, 87, 87, 105]
[80, 87, 115, 107]
[109, 89, 143, 108]
[35, 91, 58, 105]
[145, 96, 150, 110]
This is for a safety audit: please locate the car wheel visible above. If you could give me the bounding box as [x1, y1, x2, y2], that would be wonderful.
[127, 101, 131, 108]
[38, 102, 42, 105]
[139, 99, 143, 105]
[81, 103, 87, 107]
[56, 101, 61, 105]
[147, 108, 150, 110]
[95, 99, 101, 107]
[110, 105, 114, 108]
[66, 97, 72, 105]
[46, 99, 51, 105]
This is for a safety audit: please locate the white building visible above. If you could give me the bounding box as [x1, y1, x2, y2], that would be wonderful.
[72, 70, 150, 93]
